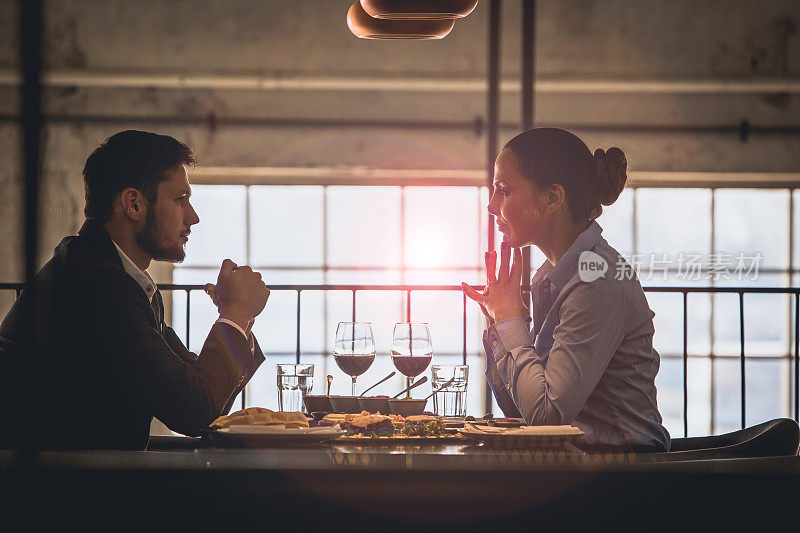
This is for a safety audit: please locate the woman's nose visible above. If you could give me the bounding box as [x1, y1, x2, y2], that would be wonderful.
[487, 191, 499, 216]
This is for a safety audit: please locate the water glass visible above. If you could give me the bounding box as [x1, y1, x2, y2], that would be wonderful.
[431, 364, 469, 418]
[276, 363, 314, 412]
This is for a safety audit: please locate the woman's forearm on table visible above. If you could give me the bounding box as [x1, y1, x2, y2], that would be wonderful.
[485, 318, 565, 425]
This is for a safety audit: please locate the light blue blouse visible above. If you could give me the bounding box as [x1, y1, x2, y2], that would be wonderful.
[484, 221, 670, 451]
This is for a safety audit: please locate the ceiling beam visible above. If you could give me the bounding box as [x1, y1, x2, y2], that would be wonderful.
[1, 70, 799, 94]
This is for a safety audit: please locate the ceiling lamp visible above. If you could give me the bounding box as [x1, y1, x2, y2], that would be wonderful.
[360, 0, 478, 20]
[347, 2, 455, 39]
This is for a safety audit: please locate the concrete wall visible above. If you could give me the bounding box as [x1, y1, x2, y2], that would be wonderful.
[1, 0, 799, 304]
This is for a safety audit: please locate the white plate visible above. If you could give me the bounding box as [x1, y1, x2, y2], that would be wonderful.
[222, 425, 343, 436]
[210, 426, 344, 447]
[459, 423, 584, 448]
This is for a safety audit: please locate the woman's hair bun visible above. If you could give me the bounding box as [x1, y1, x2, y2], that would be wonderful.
[593, 147, 627, 206]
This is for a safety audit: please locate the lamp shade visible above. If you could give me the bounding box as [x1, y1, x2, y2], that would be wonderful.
[347, 2, 455, 39]
[360, 0, 478, 20]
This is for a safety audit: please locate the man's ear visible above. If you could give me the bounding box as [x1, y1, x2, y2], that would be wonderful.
[118, 188, 147, 222]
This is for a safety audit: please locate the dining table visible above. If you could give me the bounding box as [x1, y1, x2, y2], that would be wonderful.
[2, 434, 799, 531]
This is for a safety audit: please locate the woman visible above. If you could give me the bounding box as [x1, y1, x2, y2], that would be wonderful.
[462, 128, 670, 452]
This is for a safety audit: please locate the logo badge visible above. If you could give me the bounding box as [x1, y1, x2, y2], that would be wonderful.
[578, 251, 608, 282]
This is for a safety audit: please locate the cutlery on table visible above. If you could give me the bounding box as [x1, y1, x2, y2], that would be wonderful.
[392, 376, 428, 399]
[424, 376, 455, 401]
[359, 371, 396, 397]
[326, 374, 333, 396]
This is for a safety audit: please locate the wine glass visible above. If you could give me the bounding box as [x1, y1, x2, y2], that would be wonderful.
[333, 322, 376, 396]
[390, 323, 433, 398]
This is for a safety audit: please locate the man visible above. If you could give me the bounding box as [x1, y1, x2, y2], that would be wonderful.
[0, 130, 269, 449]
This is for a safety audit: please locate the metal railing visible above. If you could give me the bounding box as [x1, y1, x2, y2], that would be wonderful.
[2, 282, 799, 438]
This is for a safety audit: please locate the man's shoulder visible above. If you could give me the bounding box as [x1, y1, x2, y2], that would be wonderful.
[56, 231, 111, 269]
[54, 231, 141, 297]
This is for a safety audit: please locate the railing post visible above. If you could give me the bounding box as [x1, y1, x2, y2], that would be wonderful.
[185, 289, 191, 350]
[351, 289, 356, 323]
[520, 0, 535, 326]
[739, 291, 746, 429]
[296, 289, 301, 364]
[406, 290, 412, 322]
[463, 291, 468, 365]
[683, 291, 688, 438]
[795, 292, 799, 423]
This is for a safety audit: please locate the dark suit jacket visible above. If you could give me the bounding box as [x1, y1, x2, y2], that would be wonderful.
[0, 220, 264, 449]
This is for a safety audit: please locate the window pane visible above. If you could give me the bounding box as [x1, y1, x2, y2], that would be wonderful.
[249, 186, 323, 267]
[637, 188, 712, 263]
[252, 269, 324, 355]
[713, 274, 790, 356]
[260, 269, 326, 355]
[715, 189, 789, 270]
[713, 358, 789, 434]
[410, 290, 469, 356]
[480, 186, 490, 253]
[404, 268, 481, 286]
[404, 187, 480, 268]
[712, 358, 740, 434]
[182, 185, 246, 266]
[351, 290, 405, 353]
[171, 268, 220, 352]
[646, 275, 712, 357]
[745, 359, 790, 426]
[327, 187, 400, 267]
[655, 357, 711, 438]
[326, 268, 401, 285]
[596, 187, 633, 256]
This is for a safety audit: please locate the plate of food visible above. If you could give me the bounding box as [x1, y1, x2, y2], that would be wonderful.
[458, 423, 584, 448]
[333, 414, 463, 444]
[206, 407, 342, 447]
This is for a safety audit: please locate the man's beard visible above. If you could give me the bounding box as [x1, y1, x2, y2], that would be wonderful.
[136, 208, 186, 263]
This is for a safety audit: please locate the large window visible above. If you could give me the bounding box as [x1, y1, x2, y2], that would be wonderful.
[172, 185, 491, 417]
[172, 184, 797, 437]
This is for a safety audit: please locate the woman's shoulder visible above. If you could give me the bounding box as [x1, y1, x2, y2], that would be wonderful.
[568, 241, 638, 288]
[559, 243, 655, 328]
[558, 240, 653, 313]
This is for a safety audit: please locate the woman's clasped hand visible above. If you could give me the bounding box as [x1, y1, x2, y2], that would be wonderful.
[462, 241, 529, 326]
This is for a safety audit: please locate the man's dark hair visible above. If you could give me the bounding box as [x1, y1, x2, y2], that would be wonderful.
[83, 130, 196, 223]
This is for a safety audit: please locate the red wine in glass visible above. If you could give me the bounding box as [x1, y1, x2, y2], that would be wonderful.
[390, 354, 432, 378]
[334, 322, 376, 395]
[390, 323, 433, 398]
[334, 354, 375, 377]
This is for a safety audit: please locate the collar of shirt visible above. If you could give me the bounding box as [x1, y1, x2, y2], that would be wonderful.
[530, 220, 604, 296]
[111, 241, 157, 303]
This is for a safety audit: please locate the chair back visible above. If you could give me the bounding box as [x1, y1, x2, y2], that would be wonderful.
[663, 418, 799, 460]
